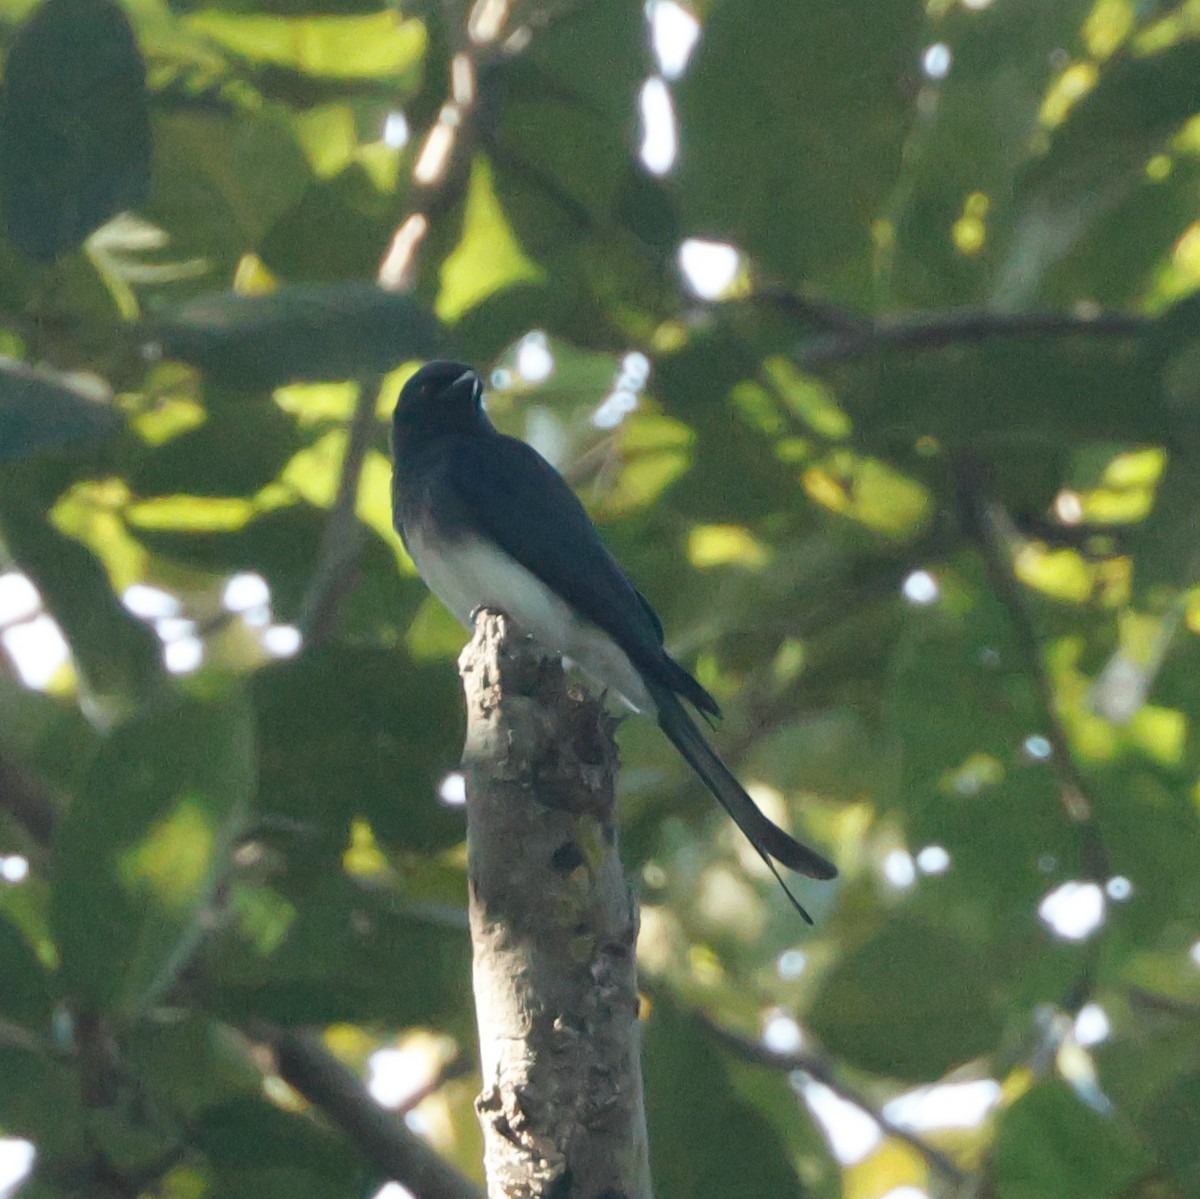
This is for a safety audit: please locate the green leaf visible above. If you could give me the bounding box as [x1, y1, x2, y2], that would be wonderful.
[810, 329, 1168, 449]
[145, 106, 311, 273]
[122, 1013, 262, 1120]
[807, 920, 1002, 1081]
[0, 675, 98, 800]
[249, 644, 463, 856]
[1133, 446, 1200, 594]
[675, 0, 924, 291]
[204, 874, 469, 1027]
[518, 0, 647, 127]
[120, 395, 303, 499]
[0, 361, 120, 464]
[436, 156, 544, 323]
[1139, 1070, 1200, 1199]
[182, 11, 425, 80]
[0, 1044, 88, 1158]
[486, 0, 649, 332]
[992, 1081, 1148, 1199]
[50, 689, 256, 1014]
[0, 0, 151, 261]
[998, 37, 1200, 305]
[198, 1095, 372, 1197]
[0, 913, 51, 1030]
[644, 994, 804, 1199]
[886, 0, 1097, 308]
[148, 283, 443, 388]
[882, 585, 1079, 902]
[258, 165, 399, 283]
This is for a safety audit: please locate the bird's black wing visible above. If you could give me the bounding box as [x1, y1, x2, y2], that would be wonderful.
[428, 430, 838, 900]
[437, 432, 717, 714]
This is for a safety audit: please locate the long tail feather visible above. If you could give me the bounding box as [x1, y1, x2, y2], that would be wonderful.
[651, 686, 837, 922]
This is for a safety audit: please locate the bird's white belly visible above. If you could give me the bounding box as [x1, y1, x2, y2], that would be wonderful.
[405, 529, 651, 712]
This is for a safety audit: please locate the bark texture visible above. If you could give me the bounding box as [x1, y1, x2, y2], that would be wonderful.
[458, 611, 651, 1199]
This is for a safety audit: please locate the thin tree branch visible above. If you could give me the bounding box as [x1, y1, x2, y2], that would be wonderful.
[260, 1024, 485, 1199]
[749, 283, 872, 335]
[957, 458, 1112, 879]
[1126, 986, 1200, 1022]
[695, 1011, 969, 1188]
[377, 11, 486, 293]
[0, 750, 59, 845]
[397, 1054, 475, 1117]
[295, 376, 381, 646]
[797, 308, 1150, 368]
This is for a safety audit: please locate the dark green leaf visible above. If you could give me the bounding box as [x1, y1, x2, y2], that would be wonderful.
[250, 644, 463, 856]
[0, 676, 97, 819]
[992, 1081, 1148, 1199]
[0, 0, 151, 261]
[676, 0, 923, 291]
[204, 874, 468, 1027]
[1139, 1071, 1200, 1198]
[121, 1013, 262, 1120]
[808, 920, 1002, 1081]
[258, 165, 400, 283]
[999, 38, 1200, 305]
[883, 585, 1080, 899]
[645, 994, 804, 1199]
[0, 362, 120, 464]
[199, 1096, 371, 1191]
[50, 689, 256, 1013]
[145, 105, 310, 273]
[120, 395, 303, 499]
[809, 330, 1167, 450]
[0, 1044, 88, 1158]
[147, 283, 443, 388]
[887, 0, 1096, 307]
[0, 913, 51, 1030]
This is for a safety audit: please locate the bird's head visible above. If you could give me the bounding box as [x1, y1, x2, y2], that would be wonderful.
[393, 360, 488, 445]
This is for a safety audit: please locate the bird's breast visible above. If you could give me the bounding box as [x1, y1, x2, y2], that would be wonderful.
[403, 525, 651, 713]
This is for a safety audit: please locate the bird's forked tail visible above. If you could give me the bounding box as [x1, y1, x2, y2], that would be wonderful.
[651, 686, 837, 923]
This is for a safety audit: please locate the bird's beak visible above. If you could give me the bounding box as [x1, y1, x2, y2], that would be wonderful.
[452, 368, 483, 406]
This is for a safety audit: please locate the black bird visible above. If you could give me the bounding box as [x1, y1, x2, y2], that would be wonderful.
[391, 361, 837, 919]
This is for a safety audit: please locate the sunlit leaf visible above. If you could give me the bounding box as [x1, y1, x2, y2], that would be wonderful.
[687, 524, 771, 569]
[183, 11, 425, 80]
[436, 157, 544, 323]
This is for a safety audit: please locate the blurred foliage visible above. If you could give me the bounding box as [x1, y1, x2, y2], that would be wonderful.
[0, 0, 1198, 1196]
